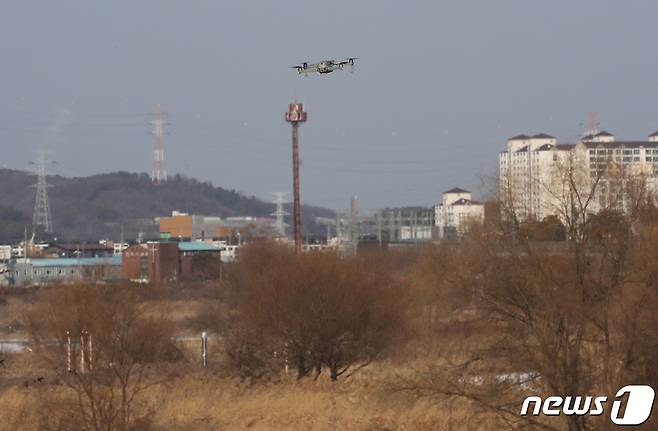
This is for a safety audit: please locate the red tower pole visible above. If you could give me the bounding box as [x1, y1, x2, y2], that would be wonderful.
[292, 122, 302, 254]
[285, 104, 307, 255]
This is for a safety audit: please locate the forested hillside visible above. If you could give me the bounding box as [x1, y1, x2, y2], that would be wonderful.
[0, 169, 333, 242]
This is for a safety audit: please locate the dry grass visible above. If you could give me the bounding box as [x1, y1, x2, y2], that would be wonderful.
[0, 283, 502, 430]
[0, 359, 493, 431]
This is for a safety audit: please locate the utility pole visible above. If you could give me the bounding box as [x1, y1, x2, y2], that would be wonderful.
[285, 104, 307, 254]
[30, 151, 54, 235]
[151, 104, 167, 184]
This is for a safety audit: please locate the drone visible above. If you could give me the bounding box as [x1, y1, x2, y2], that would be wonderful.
[291, 58, 357, 75]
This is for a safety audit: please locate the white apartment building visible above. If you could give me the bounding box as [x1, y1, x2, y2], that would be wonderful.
[434, 188, 485, 238]
[499, 131, 658, 221]
[499, 134, 574, 220]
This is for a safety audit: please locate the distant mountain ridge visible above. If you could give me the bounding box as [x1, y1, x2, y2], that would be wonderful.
[0, 169, 333, 242]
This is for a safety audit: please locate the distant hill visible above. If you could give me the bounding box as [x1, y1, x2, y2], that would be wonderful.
[0, 169, 334, 242]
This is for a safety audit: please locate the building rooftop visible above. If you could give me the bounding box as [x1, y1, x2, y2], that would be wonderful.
[649, 131, 658, 138]
[177, 242, 223, 252]
[595, 131, 614, 137]
[555, 144, 576, 150]
[532, 133, 555, 139]
[582, 141, 658, 149]
[51, 244, 114, 252]
[509, 134, 530, 141]
[444, 187, 470, 194]
[27, 256, 122, 267]
[450, 197, 482, 206]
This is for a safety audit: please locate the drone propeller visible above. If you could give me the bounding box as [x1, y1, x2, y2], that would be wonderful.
[290, 66, 304, 75]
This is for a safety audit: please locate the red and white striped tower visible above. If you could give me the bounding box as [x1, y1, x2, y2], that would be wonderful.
[151, 104, 167, 184]
[285, 103, 307, 254]
[586, 112, 600, 136]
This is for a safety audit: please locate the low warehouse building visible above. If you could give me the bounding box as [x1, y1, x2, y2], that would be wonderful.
[8, 256, 122, 286]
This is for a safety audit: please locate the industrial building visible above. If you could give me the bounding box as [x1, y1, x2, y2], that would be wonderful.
[4, 256, 122, 286]
[158, 211, 276, 241]
[375, 207, 435, 243]
[120, 241, 223, 284]
[47, 243, 115, 258]
[0, 246, 10, 262]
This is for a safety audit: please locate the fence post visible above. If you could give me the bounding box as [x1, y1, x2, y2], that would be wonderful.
[201, 331, 208, 368]
[66, 331, 72, 372]
[88, 333, 93, 371]
[79, 332, 85, 374]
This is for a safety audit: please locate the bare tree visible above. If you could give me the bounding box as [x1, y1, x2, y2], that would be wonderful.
[403, 157, 658, 431]
[225, 242, 404, 381]
[28, 284, 181, 431]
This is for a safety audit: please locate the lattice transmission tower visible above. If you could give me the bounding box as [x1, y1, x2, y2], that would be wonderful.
[31, 151, 54, 234]
[151, 104, 168, 184]
[271, 192, 290, 237]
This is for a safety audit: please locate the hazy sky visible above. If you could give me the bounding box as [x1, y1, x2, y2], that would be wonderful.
[2, 1, 658, 212]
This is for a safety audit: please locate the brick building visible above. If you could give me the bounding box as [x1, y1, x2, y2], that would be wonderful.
[121, 241, 222, 284]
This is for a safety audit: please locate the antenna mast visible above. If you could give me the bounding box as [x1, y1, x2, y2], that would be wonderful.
[285, 103, 307, 254]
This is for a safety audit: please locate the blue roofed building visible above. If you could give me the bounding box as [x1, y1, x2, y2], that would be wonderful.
[8, 256, 122, 286]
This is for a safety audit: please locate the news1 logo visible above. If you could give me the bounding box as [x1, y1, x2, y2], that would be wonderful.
[520, 385, 655, 425]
